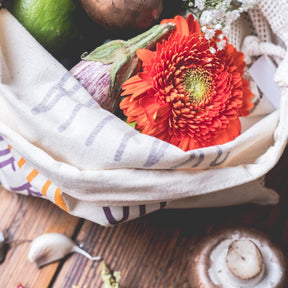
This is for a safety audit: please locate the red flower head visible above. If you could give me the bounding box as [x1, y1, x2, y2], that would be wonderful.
[120, 14, 253, 151]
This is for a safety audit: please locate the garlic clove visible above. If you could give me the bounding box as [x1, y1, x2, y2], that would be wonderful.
[28, 233, 101, 268]
[72, 245, 102, 261]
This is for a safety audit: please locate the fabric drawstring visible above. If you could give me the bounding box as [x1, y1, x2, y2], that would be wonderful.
[242, 35, 286, 65]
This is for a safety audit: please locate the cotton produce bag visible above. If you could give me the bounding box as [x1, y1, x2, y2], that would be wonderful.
[0, 1, 288, 226]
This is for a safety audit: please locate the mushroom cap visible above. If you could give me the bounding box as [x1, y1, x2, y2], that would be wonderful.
[188, 226, 287, 288]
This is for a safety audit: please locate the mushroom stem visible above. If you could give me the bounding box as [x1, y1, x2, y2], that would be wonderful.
[226, 239, 264, 281]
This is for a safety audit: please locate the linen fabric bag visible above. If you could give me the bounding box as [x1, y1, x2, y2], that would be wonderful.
[0, 0, 287, 226]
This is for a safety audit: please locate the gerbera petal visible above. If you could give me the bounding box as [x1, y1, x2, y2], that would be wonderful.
[139, 97, 161, 122]
[186, 14, 201, 34]
[161, 15, 190, 37]
[120, 14, 253, 151]
[154, 103, 171, 123]
[211, 118, 241, 146]
[136, 49, 155, 66]
[121, 73, 153, 98]
[240, 79, 254, 115]
[180, 136, 192, 151]
[138, 72, 154, 86]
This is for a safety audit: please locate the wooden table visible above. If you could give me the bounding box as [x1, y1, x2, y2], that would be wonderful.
[0, 146, 288, 288]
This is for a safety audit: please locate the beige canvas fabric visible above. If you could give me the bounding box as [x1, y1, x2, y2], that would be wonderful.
[0, 0, 287, 226]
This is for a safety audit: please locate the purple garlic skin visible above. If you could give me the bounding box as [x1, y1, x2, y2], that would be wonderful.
[70, 61, 112, 111]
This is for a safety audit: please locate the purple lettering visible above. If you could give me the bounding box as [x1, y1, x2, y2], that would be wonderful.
[103, 206, 130, 225]
[210, 147, 230, 167]
[144, 139, 169, 168]
[0, 148, 11, 156]
[10, 182, 42, 197]
[170, 151, 204, 169]
[0, 157, 16, 171]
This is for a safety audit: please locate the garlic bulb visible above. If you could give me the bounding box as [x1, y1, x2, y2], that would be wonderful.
[28, 233, 101, 268]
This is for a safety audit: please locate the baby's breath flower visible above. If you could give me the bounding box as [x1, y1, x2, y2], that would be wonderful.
[203, 27, 216, 40]
[217, 39, 227, 50]
[200, 11, 214, 25]
[238, 0, 254, 10]
[222, 26, 230, 35]
[227, 9, 241, 21]
[209, 46, 217, 54]
[183, 0, 255, 50]
[214, 24, 223, 31]
[195, 0, 205, 10]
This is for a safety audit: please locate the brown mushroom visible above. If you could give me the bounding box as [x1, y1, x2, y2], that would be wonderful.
[188, 226, 287, 288]
[226, 239, 265, 281]
[78, 0, 163, 33]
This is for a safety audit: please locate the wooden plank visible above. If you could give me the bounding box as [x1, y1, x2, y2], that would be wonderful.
[0, 145, 287, 287]
[52, 205, 288, 288]
[52, 215, 196, 288]
[0, 187, 80, 287]
[51, 147, 288, 288]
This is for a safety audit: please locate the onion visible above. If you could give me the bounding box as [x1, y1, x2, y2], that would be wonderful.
[78, 0, 163, 33]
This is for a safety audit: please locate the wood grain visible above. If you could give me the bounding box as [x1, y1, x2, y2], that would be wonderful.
[51, 147, 288, 288]
[0, 187, 80, 288]
[0, 146, 287, 288]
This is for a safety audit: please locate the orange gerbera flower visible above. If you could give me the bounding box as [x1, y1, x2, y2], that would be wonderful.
[120, 14, 253, 151]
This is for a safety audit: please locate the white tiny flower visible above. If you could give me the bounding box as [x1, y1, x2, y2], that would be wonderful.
[217, 33, 224, 40]
[200, 11, 214, 25]
[195, 0, 205, 10]
[222, 26, 231, 36]
[204, 28, 216, 40]
[225, 9, 240, 24]
[230, 9, 241, 20]
[213, 8, 226, 20]
[217, 39, 227, 50]
[214, 23, 223, 31]
[209, 46, 216, 54]
[240, 0, 254, 10]
[238, 6, 244, 13]
[186, 0, 255, 37]
[201, 26, 208, 33]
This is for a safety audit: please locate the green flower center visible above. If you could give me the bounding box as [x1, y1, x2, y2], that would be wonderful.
[183, 68, 212, 104]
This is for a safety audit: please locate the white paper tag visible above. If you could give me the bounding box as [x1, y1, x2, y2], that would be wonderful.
[248, 55, 281, 109]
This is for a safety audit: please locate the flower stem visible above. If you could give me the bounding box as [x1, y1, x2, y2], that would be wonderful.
[127, 22, 175, 53]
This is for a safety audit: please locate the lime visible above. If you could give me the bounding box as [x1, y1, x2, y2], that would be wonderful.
[8, 0, 81, 55]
